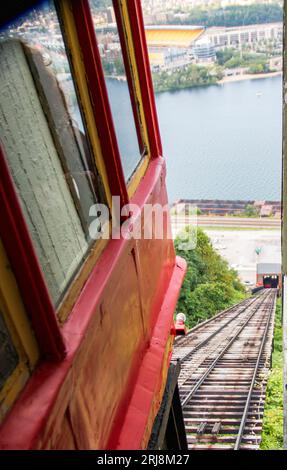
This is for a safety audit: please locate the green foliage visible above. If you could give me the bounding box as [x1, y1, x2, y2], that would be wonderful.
[248, 63, 269, 74]
[243, 204, 260, 217]
[216, 48, 269, 72]
[101, 57, 125, 76]
[216, 48, 234, 66]
[175, 227, 246, 327]
[167, 3, 283, 27]
[260, 299, 283, 450]
[152, 65, 221, 93]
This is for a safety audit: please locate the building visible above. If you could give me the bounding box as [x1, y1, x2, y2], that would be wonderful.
[260, 204, 273, 217]
[205, 22, 283, 49]
[145, 25, 204, 48]
[145, 25, 204, 69]
[193, 38, 216, 63]
[256, 263, 282, 288]
[148, 48, 189, 70]
[106, 7, 116, 24]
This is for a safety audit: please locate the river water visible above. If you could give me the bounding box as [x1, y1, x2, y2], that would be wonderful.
[155, 76, 283, 203]
[73, 75, 283, 204]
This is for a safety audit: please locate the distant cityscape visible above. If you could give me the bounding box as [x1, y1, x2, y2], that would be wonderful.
[172, 199, 282, 218]
[0, 1, 283, 92]
[142, 0, 283, 24]
[145, 23, 282, 73]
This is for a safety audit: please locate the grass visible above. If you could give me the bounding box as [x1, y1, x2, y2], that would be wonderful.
[260, 298, 283, 450]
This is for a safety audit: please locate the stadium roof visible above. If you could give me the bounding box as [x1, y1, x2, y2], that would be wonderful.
[145, 26, 204, 48]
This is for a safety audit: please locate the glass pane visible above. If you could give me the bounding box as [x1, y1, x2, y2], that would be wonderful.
[0, 311, 19, 390]
[0, 1, 100, 306]
[89, 0, 143, 181]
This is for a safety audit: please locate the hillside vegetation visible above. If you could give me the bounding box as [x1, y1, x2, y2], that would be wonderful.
[152, 65, 221, 93]
[175, 227, 246, 328]
[216, 48, 270, 74]
[169, 3, 283, 27]
[260, 298, 283, 450]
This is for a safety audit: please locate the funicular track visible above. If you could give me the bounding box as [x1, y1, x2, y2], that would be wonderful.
[173, 290, 277, 450]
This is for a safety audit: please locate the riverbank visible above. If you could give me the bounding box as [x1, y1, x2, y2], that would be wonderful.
[153, 69, 282, 93]
[219, 70, 282, 85]
[106, 69, 282, 92]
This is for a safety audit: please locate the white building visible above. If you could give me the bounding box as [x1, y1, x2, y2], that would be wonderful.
[193, 38, 216, 63]
[203, 22, 283, 48]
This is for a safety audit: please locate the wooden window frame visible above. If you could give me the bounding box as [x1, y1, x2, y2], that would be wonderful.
[0, 146, 66, 361]
[0, 0, 163, 360]
[0, 240, 39, 423]
[113, 0, 163, 198]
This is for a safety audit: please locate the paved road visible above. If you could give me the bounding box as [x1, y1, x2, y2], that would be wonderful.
[171, 215, 280, 229]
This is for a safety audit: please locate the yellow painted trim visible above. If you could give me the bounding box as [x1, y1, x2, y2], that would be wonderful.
[61, 1, 151, 201]
[0, 241, 39, 366]
[59, 0, 112, 208]
[118, 1, 152, 198]
[127, 153, 150, 198]
[57, 237, 109, 323]
[0, 241, 39, 422]
[0, 362, 29, 424]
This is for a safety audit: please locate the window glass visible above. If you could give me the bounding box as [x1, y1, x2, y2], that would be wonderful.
[0, 1, 100, 306]
[89, 0, 144, 181]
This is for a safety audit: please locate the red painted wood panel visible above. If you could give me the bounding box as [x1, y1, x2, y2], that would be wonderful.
[0, 158, 186, 450]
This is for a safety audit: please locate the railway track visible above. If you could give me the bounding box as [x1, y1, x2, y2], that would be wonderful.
[173, 289, 277, 450]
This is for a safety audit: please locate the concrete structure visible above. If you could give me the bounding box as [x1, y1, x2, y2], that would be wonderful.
[256, 262, 282, 288]
[173, 199, 282, 217]
[145, 26, 204, 69]
[193, 38, 216, 63]
[204, 22, 283, 49]
[260, 205, 273, 217]
[148, 48, 189, 70]
[105, 7, 116, 24]
[145, 23, 283, 69]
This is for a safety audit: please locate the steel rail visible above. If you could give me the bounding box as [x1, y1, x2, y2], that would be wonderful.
[234, 293, 275, 450]
[181, 291, 271, 409]
[175, 293, 262, 348]
[177, 293, 265, 390]
[178, 294, 261, 363]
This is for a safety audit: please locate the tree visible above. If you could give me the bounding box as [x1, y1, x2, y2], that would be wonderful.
[244, 204, 259, 217]
[216, 48, 234, 66]
[166, 4, 283, 28]
[175, 227, 245, 327]
[152, 64, 221, 93]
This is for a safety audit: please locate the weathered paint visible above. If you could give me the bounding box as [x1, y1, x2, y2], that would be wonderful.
[0, 0, 186, 449]
[0, 240, 39, 423]
[127, 0, 163, 160]
[0, 40, 88, 305]
[68, 0, 129, 211]
[58, 0, 113, 208]
[0, 158, 186, 449]
[0, 142, 66, 361]
[0, 241, 39, 367]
